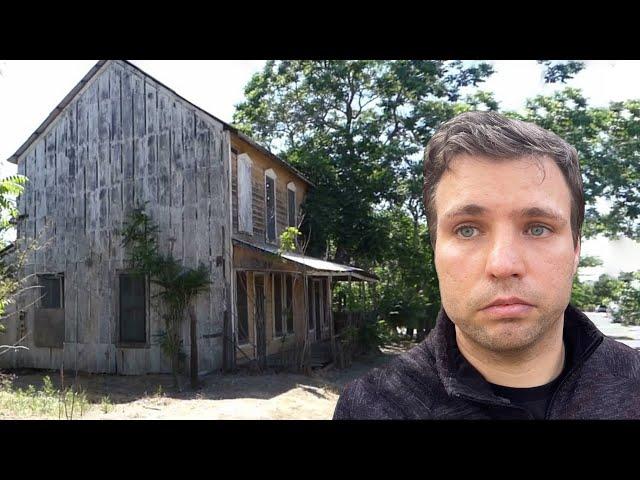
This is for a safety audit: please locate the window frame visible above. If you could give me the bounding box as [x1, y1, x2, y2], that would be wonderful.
[37, 273, 64, 309]
[235, 270, 251, 346]
[237, 152, 254, 234]
[272, 272, 295, 340]
[116, 271, 149, 348]
[265, 168, 277, 244]
[287, 182, 297, 228]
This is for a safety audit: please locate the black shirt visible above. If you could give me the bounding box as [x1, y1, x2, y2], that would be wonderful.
[333, 304, 640, 420]
[488, 344, 571, 419]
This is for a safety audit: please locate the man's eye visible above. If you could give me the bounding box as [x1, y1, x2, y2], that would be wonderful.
[456, 226, 477, 238]
[529, 225, 551, 236]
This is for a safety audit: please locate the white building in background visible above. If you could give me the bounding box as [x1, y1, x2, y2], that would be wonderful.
[579, 235, 640, 283]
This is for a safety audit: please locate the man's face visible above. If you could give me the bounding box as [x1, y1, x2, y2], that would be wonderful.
[433, 154, 580, 353]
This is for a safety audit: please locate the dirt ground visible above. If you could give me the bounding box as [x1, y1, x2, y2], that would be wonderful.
[0, 341, 413, 420]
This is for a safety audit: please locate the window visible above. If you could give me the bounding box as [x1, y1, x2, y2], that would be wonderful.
[236, 271, 249, 344]
[119, 273, 146, 344]
[237, 153, 253, 234]
[314, 281, 323, 329]
[307, 280, 314, 332]
[285, 275, 293, 333]
[34, 274, 65, 349]
[39, 274, 64, 309]
[273, 273, 295, 338]
[287, 182, 297, 228]
[273, 274, 283, 337]
[265, 169, 277, 243]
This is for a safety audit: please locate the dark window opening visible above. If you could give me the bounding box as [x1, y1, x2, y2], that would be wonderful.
[266, 175, 276, 243]
[39, 274, 64, 309]
[285, 274, 294, 333]
[274, 273, 283, 337]
[288, 189, 296, 228]
[236, 272, 249, 344]
[314, 281, 322, 329]
[307, 280, 314, 331]
[119, 273, 146, 344]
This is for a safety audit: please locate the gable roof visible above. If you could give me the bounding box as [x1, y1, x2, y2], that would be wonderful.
[6, 60, 314, 188]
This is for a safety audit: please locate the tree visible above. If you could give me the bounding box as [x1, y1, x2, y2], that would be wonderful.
[121, 208, 210, 390]
[537, 60, 586, 84]
[0, 175, 27, 347]
[233, 60, 494, 266]
[511, 88, 640, 240]
[570, 255, 602, 311]
[592, 274, 625, 306]
[612, 271, 640, 325]
[372, 207, 440, 340]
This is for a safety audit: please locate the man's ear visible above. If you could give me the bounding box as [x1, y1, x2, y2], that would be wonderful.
[573, 238, 581, 276]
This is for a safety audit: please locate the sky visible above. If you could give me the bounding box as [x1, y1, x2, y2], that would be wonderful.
[0, 59, 639, 281]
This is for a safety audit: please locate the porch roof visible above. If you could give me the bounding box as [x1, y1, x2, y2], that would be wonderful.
[232, 238, 378, 282]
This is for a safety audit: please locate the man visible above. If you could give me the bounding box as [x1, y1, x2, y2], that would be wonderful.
[333, 111, 640, 420]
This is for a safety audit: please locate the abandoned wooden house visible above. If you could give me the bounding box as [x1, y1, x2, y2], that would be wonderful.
[0, 60, 377, 375]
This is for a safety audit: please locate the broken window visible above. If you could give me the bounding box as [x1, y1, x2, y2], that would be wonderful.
[119, 273, 146, 344]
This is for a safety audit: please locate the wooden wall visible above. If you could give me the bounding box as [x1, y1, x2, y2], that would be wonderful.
[230, 136, 309, 247]
[0, 60, 232, 375]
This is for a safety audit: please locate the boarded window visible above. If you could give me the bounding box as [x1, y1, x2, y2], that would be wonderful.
[236, 271, 249, 344]
[39, 275, 63, 309]
[273, 274, 283, 337]
[285, 274, 294, 333]
[265, 172, 276, 243]
[288, 188, 296, 227]
[237, 153, 253, 234]
[119, 274, 146, 344]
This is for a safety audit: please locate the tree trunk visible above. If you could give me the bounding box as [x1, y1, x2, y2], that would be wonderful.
[189, 304, 199, 389]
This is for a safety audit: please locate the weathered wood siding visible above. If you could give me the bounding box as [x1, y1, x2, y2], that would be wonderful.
[230, 136, 308, 248]
[233, 245, 327, 362]
[0, 60, 232, 374]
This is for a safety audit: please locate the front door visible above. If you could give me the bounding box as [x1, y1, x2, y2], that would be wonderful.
[254, 274, 266, 368]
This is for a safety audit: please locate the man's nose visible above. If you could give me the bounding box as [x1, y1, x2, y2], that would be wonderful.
[484, 232, 526, 279]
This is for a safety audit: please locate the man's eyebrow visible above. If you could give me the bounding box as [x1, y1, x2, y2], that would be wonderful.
[443, 204, 567, 224]
[444, 204, 487, 220]
[518, 206, 567, 224]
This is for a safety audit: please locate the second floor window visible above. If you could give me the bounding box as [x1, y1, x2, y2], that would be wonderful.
[237, 153, 253, 234]
[287, 183, 296, 228]
[265, 169, 277, 243]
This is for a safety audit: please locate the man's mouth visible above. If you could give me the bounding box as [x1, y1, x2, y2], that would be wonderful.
[481, 303, 534, 317]
[480, 296, 534, 317]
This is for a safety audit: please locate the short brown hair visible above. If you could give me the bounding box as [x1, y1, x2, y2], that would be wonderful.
[423, 111, 584, 249]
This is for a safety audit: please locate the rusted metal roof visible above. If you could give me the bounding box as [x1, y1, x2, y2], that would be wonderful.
[232, 238, 378, 282]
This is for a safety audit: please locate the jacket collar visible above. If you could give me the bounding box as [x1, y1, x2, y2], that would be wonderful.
[426, 303, 605, 404]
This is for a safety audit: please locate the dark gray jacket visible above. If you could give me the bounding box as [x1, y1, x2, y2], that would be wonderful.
[333, 304, 640, 419]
